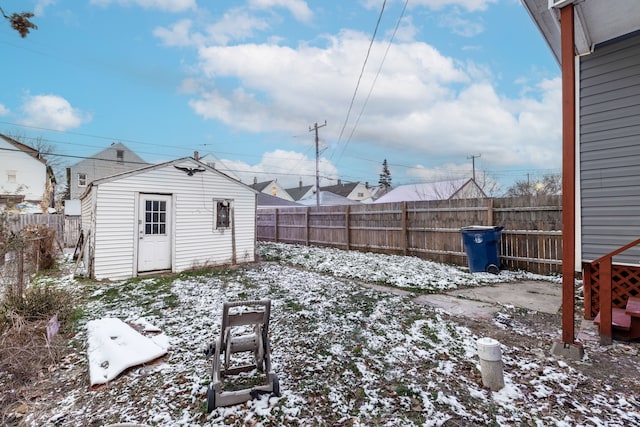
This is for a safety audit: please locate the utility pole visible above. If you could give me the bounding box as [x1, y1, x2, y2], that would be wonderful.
[467, 154, 481, 181]
[309, 121, 327, 207]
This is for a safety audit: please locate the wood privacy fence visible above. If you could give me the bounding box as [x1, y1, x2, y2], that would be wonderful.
[4, 214, 82, 248]
[257, 195, 562, 275]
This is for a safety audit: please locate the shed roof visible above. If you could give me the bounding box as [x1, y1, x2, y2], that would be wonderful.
[81, 157, 256, 198]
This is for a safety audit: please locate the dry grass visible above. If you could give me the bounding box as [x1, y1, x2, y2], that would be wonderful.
[0, 284, 77, 425]
[0, 315, 68, 425]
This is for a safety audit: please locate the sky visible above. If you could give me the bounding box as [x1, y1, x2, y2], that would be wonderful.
[0, 0, 561, 194]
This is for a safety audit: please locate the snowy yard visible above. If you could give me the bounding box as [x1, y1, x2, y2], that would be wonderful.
[17, 243, 640, 426]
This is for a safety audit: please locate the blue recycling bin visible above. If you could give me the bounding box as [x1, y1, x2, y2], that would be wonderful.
[460, 226, 504, 274]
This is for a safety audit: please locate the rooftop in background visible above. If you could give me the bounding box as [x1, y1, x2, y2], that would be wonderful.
[374, 178, 486, 203]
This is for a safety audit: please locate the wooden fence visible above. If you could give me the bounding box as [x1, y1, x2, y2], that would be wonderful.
[4, 214, 82, 248]
[257, 195, 562, 275]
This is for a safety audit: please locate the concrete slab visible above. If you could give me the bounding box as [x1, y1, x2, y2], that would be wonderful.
[414, 294, 496, 320]
[445, 281, 562, 315]
[412, 281, 562, 320]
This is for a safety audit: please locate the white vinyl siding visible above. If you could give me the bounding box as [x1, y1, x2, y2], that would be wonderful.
[83, 161, 256, 280]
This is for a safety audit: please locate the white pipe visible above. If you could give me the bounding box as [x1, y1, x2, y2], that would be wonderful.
[477, 337, 505, 391]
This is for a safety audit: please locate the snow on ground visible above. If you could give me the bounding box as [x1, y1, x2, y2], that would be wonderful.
[24, 243, 639, 426]
[258, 242, 562, 291]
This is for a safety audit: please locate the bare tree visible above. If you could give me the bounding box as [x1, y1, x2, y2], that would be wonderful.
[1, 6, 37, 38]
[505, 173, 561, 197]
[474, 170, 501, 197]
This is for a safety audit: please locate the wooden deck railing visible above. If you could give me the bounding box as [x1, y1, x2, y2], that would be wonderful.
[589, 237, 640, 345]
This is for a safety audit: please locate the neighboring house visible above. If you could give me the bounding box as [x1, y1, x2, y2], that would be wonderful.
[257, 193, 301, 208]
[298, 191, 361, 206]
[67, 142, 148, 201]
[374, 178, 486, 203]
[523, 0, 640, 347]
[285, 181, 315, 201]
[250, 179, 295, 202]
[0, 133, 55, 211]
[80, 157, 257, 280]
[320, 181, 372, 202]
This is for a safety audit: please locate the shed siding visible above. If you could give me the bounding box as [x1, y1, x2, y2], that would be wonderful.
[88, 163, 256, 280]
[580, 33, 640, 263]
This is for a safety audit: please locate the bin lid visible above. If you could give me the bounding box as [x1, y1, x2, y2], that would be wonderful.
[460, 225, 503, 231]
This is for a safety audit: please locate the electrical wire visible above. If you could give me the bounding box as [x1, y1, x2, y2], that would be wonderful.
[333, 0, 387, 157]
[341, 0, 409, 157]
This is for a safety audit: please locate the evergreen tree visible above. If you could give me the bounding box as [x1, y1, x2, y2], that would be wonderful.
[379, 159, 392, 189]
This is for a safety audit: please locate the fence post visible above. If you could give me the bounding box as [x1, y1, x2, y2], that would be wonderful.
[305, 207, 310, 246]
[274, 209, 279, 242]
[402, 202, 408, 256]
[17, 246, 24, 298]
[487, 198, 494, 226]
[345, 205, 351, 250]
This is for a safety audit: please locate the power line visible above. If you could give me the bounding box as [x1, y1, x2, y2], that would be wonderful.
[338, 0, 409, 165]
[333, 0, 387, 158]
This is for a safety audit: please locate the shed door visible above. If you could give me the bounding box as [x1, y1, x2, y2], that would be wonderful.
[137, 194, 172, 272]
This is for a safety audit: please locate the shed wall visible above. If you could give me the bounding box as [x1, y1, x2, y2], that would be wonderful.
[88, 165, 256, 280]
[580, 32, 640, 263]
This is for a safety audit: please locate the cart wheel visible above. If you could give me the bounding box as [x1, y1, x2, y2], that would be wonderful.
[487, 264, 500, 275]
[206, 386, 216, 412]
[272, 374, 280, 397]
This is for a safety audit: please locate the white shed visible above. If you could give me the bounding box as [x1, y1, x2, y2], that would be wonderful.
[80, 158, 257, 280]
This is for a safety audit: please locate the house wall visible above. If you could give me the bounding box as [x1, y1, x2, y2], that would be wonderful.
[0, 138, 46, 203]
[347, 183, 373, 201]
[86, 164, 256, 280]
[69, 144, 147, 200]
[580, 32, 640, 263]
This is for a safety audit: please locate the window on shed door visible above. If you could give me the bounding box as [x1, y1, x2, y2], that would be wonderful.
[78, 173, 87, 187]
[145, 200, 167, 235]
[7, 170, 16, 183]
[116, 149, 124, 163]
[214, 199, 231, 229]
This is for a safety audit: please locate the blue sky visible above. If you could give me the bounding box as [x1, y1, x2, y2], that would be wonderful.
[0, 0, 560, 194]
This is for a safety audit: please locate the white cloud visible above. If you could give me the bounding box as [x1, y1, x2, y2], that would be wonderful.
[19, 94, 92, 131]
[0, 104, 9, 116]
[211, 149, 338, 188]
[204, 9, 271, 45]
[35, 0, 56, 16]
[182, 27, 561, 170]
[406, 162, 472, 181]
[439, 10, 485, 37]
[248, 0, 313, 22]
[154, 19, 198, 47]
[408, 0, 498, 12]
[155, 9, 270, 46]
[90, 0, 196, 13]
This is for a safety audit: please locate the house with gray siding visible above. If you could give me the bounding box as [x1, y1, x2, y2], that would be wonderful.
[80, 157, 257, 280]
[523, 0, 640, 346]
[67, 142, 148, 201]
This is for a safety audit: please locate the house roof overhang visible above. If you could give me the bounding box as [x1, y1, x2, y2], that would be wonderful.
[522, 0, 640, 63]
